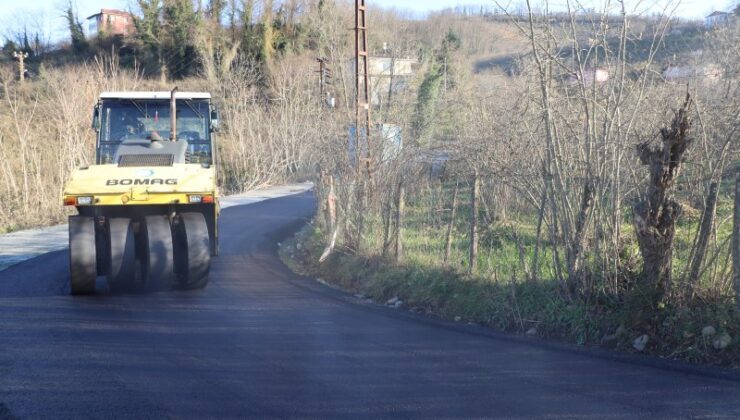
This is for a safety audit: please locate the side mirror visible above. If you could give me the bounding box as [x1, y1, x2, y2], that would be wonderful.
[210, 108, 219, 132]
[91, 104, 100, 132]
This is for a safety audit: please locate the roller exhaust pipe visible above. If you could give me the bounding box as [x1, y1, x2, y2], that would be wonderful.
[170, 86, 178, 141]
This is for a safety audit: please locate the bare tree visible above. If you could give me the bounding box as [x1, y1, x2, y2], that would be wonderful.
[633, 94, 693, 305]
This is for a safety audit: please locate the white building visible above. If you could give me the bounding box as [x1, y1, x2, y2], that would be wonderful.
[352, 57, 418, 107]
[705, 11, 732, 28]
[663, 64, 723, 82]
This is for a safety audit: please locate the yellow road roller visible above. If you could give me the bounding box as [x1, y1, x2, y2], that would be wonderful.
[63, 88, 219, 294]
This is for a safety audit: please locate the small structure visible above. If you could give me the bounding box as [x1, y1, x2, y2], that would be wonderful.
[705, 11, 732, 28]
[368, 57, 416, 77]
[86, 9, 134, 38]
[348, 123, 403, 166]
[352, 57, 417, 107]
[663, 64, 723, 82]
[567, 67, 609, 86]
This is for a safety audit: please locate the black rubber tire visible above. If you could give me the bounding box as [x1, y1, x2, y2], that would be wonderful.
[69, 216, 97, 295]
[174, 213, 210, 289]
[141, 215, 175, 291]
[106, 218, 136, 290]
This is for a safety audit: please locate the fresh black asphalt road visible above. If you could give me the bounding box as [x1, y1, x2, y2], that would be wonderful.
[0, 191, 739, 419]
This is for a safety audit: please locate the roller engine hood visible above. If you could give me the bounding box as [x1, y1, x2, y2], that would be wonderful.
[64, 164, 216, 196]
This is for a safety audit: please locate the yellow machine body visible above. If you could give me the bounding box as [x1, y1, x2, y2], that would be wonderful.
[63, 164, 218, 207]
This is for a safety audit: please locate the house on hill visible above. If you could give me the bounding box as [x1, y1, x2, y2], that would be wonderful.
[86, 9, 134, 38]
[566, 67, 609, 86]
[663, 64, 723, 82]
[704, 11, 732, 28]
[351, 57, 418, 107]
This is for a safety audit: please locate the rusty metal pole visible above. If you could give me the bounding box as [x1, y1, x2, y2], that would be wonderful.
[354, 0, 361, 177]
[354, 0, 371, 178]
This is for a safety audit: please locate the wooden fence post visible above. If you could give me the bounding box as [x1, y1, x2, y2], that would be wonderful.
[444, 180, 459, 265]
[688, 181, 719, 288]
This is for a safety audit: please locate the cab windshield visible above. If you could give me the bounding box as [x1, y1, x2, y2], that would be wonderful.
[97, 99, 212, 164]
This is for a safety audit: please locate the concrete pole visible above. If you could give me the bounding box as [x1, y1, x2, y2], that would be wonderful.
[13, 51, 28, 82]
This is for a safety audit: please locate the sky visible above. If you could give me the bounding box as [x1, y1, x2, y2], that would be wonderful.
[0, 0, 735, 45]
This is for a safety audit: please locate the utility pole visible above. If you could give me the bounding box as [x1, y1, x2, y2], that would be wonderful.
[317, 57, 327, 97]
[13, 51, 29, 82]
[354, 0, 371, 178]
[316, 57, 332, 102]
[317, 58, 335, 108]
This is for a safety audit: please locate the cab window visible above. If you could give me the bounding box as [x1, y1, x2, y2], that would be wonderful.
[97, 99, 212, 164]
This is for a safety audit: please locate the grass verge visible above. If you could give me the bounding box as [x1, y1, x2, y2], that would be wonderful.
[280, 224, 740, 370]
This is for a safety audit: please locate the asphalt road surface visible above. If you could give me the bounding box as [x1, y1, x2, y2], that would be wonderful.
[1, 191, 739, 419]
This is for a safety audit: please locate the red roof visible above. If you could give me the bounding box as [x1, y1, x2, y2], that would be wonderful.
[86, 9, 131, 20]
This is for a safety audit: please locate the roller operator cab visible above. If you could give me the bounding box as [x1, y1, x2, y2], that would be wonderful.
[63, 90, 220, 295]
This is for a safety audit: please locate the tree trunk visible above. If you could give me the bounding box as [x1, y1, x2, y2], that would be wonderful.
[567, 180, 594, 293]
[635, 206, 678, 302]
[355, 181, 366, 254]
[325, 174, 336, 233]
[261, 0, 275, 61]
[733, 170, 739, 308]
[394, 180, 405, 262]
[343, 182, 359, 254]
[633, 94, 693, 306]
[229, 0, 238, 41]
[382, 189, 393, 258]
[531, 187, 547, 282]
[444, 180, 459, 265]
[688, 181, 718, 288]
[469, 171, 479, 274]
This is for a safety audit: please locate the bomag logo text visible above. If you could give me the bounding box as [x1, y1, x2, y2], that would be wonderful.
[106, 179, 178, 186]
